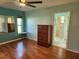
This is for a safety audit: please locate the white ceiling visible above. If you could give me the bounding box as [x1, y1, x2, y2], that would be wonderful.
[0, 0, 78, 11]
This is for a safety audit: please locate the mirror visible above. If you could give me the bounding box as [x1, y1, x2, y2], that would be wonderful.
[0, 15, 15, 35]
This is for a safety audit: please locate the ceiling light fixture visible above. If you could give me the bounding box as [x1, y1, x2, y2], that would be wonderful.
[19, 0, 26, 6]
[19, 3, 25, 6]
[17, 0, 42, 8]
[19, 0, 26, 3]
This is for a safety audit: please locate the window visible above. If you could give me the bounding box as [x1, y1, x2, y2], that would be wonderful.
[0, 15, 6, 32]
[17, 17, 23, 34]
[8, 16, 15, 32]
[8, 16, 14, 23]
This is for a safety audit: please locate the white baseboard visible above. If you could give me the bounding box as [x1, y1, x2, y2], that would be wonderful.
[66, 49, 79, 54]
[0, 38, 22, 45]
[53, 44, 79, 54]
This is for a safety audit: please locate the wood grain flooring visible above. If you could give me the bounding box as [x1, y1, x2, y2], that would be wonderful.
[0, 39, 79, 59]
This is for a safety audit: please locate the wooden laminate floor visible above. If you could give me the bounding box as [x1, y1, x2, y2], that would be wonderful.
[0, 39, 79, 59]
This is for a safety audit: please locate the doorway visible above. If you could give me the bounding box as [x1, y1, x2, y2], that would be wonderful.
[17, 17, 23, 34]
[53, 12, 70, 48]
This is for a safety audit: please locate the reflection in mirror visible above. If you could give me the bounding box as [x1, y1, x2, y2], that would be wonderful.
[0, 15, 15, 35]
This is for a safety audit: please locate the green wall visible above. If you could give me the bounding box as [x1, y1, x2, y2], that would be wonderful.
[0, 7, 26, 43]
[26, 2, 79, 52]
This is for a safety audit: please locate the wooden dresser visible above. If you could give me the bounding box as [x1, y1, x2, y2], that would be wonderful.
[37, 25, 52, 47]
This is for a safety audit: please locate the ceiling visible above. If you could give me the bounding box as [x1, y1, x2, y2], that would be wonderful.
[0, 0, 79, 11]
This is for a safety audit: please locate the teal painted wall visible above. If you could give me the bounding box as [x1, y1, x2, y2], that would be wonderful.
[0, 7, 26, 43]
[26, 2, 79, 52]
